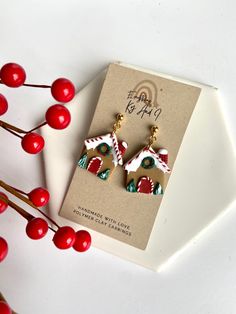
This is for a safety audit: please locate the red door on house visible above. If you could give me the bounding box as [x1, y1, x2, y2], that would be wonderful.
[137, 176, 154, 194]
[87, 157, 103, 175]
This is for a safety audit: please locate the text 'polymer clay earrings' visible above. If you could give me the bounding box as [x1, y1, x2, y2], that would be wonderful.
[78, 113, 128, 180]
[124, 126, 171, 195]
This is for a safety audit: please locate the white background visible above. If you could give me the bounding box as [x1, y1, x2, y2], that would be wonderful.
[0, 0, 236, 313]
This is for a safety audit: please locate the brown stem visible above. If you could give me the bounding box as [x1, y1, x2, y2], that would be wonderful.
[0, 80, 51, 89]
[0, 120, 27, 134]
[23, 83, 51, 88]
[28, 121, 47, 133]
[0, 194, 56, 233]
[1, 125, 24, 139]
[0, 180, 60, 229]
[0, 120, 47, 136]
[0, 194, 33, 221]
[9, 186, 28, 196]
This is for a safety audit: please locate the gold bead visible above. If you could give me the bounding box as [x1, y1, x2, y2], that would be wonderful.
[117, 113, 124, 121]
[151, 125, 158, 134]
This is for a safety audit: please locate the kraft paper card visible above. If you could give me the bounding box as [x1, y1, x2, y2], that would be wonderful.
[59, 63, 201, 249]
[42, 63, 236, 271]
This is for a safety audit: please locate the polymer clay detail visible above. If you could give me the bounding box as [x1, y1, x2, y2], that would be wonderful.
[124, 146, 170, 195]
[78, 132, 128, 180]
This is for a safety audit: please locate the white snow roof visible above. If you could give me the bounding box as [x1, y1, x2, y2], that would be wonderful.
[124, 146, 171, 174]
[84, 132, 123, 166]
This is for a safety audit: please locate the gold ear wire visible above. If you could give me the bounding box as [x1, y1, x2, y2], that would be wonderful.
[148, 125, 159, 147]
[112, 113, 124, 133]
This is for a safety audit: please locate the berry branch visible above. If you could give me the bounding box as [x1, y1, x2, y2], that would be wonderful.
[1, 125, 24, 139]
[0, 185, 57, 233]
[0, 120, 28, 134]
[0, 194, 34, 221]
[0, 103, 71, 154]
[0, 62, 92, 269]
[0, 195, 56, 233]
[0, 61, 92, 313]
[0, 180, 91, 254]
[0, 80, 51, 89]
[0, 193, 56, 233]
[28, 121, 48, 133]
[9, 186, 28, 196]
[0, 63, 75, 102]
[0, 180, 60, 229]
[18, 83, 51, 88]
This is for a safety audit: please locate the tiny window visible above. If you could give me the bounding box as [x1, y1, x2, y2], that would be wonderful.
[97, 143, 111, 156]
[141, 156, 155, 169]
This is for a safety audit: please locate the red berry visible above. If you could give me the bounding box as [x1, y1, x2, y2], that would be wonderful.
[45, 104, 71, 129]
[0, 94, 8, 115]
[0, 192, 8, 214]
[28, 187, 50, 207]
[0, 301, 12, 314]
[0, 62, 26, 87]
[73, 230, 91, 252]
[0, 237, 8, 262]
[51, 78, 75, 103]
[53, 226, 76, 249]
[26, 218, 48, 240]
[21, 132, 45, 154]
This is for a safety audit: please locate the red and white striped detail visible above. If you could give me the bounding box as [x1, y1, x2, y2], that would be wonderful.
[84, 133, 126, 166]
[124, 146, 171, 173]
[158, 148, 168, 164]
[137, 176, 154, 194]
[126, 150, 141, 165]
[148, 147, 170, 172]
[111, 132, 123, 165]
[85, 136, 103, 144]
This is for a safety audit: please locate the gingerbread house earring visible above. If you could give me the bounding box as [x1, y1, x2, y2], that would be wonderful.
[123, 126, 171, 195]
[78, 113, 128, 181]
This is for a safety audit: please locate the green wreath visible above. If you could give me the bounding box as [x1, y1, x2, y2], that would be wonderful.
[141, 156, 155, 169]
[97, 142, 111, 156]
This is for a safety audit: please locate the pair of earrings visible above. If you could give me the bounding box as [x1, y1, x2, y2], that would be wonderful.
[78, 113, 171, 195]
